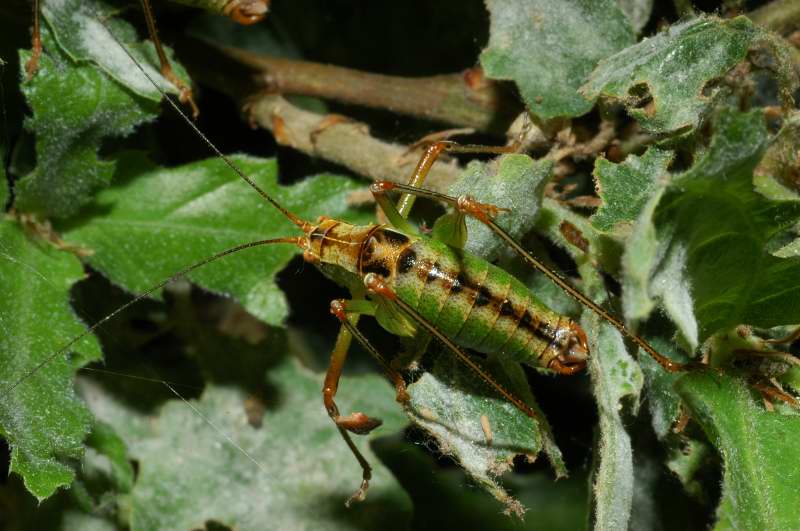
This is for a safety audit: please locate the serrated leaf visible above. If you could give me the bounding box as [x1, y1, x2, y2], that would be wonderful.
[407, 354, 549, 515]
[16, 14, 160, 218]
[0, 219, 102, 500]
[481, 0, 634, 120]
[80, 355, 411, 531]
[581, 16, 757, 134]
[40, 0, 187, 101]
[676, 370, 800, 530]
[61, 153, 371, 326]
[591, 147, 673, 235]
[621, 109, 800, 347]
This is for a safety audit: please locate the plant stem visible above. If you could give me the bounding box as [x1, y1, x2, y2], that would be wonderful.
[181, 39, 465, 192]
[243, 94, 462, 192]
[205, 45, 519, 133]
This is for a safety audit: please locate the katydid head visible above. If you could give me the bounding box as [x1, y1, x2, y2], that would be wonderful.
[548, 322, 589, 375]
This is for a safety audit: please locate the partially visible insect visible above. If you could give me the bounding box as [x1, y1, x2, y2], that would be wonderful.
[5, 0, 688, 509]
[25, 0, 271, 116]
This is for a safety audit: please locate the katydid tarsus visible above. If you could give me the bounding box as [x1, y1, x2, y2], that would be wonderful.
[5, 0, 692, 508]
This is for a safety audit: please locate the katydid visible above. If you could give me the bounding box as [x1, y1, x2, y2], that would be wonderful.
[7, 0, 689, 507]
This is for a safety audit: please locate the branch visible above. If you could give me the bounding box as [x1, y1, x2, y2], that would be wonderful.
[244, 94, 462, 193]
[180, 39, 464, 192]
[202, 44, 519, 134]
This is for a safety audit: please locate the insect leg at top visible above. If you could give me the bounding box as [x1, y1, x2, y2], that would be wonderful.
[369, 140, 687, 374]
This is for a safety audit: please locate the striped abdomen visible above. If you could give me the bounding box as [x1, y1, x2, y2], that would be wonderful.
[357, 228, 588, 373]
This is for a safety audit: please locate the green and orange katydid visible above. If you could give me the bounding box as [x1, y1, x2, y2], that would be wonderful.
[6, 0, 689, 507]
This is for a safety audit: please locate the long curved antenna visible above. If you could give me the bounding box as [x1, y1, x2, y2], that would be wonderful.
[97, 11, 311, 232]
[2, 237, 301, 395]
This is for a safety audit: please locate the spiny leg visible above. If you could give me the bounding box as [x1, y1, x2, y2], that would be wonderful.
[322, 298, 408, 507]
[329, 300, 410, 410]
[139, 0, 199, 118]
[371, 140, 687, 373]
[318, 137, 451, 505]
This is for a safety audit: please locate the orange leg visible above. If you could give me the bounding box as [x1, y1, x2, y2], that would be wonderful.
[139, 0, 199, 118]
[25, 0, 42, 79]
[370, 140, 688, 374]
[322, 299, 410, 507]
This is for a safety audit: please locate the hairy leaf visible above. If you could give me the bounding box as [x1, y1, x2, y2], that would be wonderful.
[0, 219, 102, 500]
[406, 153, 564, 512]
[677, 371, 800, 530]
[16, 0, 170, 218]
[585, 305, 644, 531]
[61, 153, 370, 326]
[591, 147, 673, 235]
[80, 355, 411, 531]
[581, 16, 757, 134]
[623, 109, 800, 344]
[481, 0, 634, 120]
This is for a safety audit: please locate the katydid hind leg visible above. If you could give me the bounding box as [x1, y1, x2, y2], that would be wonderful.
[362, 273, 539, 421]
[372, 139, 686, 373]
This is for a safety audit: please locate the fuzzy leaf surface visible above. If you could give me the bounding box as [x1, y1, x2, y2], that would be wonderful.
[16, 0, 170, 218]
[481, 0, 634, 120]
[676, 371, 800, 530]
[591, 147, 673, 235]
[0, 220, 102, 500]
[80, 355, 411, 531]
[407, 154, 564, 512]
[581, 16, 757, 134]
[653, 110, 800, 341]
[61, 154, 370, 326]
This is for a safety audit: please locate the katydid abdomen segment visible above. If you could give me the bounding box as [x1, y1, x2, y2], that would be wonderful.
[342, 226, 589, 374]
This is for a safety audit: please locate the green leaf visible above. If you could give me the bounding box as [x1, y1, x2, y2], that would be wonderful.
[39, 0, 188, 102]
[654, 109, 800, 341]
[676, 370, 800, 530]
[585, 311, 644, 531]
[581, 16, 757, 134]
[591, 147, 673, 235]
[80, 355, 412, 531]
[0, 219, 102, 500]
[481, 0, 634, 120]
[16, 0, 179, 219]
[666, 438, 714, 503]
[61, 153, 370, 326]
[407, 354, 550, 516]
[85, 421, 134, 494]
[639, 339, 687, 438]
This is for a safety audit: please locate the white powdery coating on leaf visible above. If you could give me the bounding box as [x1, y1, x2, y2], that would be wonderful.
[77, 16, 170, 98]
[652, 243, 698, 349]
